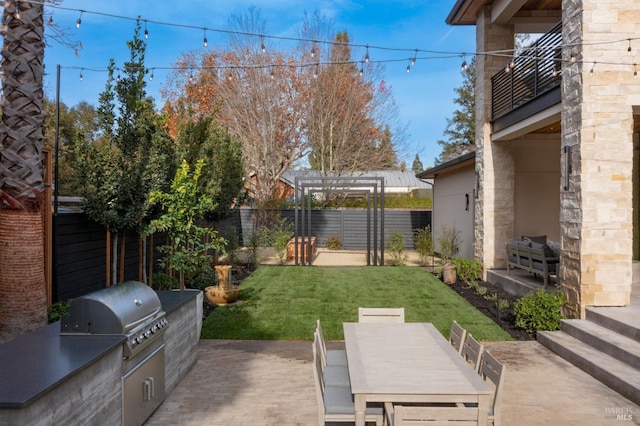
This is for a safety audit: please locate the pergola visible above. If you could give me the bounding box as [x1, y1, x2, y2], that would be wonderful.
[293, 176, 385, 266]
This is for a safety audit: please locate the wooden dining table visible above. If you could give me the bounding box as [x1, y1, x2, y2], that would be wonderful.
[343, 322, 493, 426]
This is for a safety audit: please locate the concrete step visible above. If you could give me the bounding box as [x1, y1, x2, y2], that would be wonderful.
[537, 330, 640, 405]
[561, 319, 640, 368]
[586, 305, 640, 342]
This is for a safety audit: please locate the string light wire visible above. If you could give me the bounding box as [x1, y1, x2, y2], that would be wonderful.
[20, 0, 639, 78]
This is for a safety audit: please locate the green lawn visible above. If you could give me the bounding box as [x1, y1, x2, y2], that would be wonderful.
[201, 266, 512, 341]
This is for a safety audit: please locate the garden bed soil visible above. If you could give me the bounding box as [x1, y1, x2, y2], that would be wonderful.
[449, 279, 533, 341]
[201, 264, 533, 341]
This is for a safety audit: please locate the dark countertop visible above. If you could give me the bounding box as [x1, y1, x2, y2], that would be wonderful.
[0, 290, 200, 409]
[0, 322, 125, 408]
[156, 289, 200, 314]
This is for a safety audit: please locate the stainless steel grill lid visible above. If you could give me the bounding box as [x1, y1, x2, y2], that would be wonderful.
[60, 280, 163, 335]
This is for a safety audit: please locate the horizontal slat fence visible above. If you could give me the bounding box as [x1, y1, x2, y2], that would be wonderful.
[53, 208, 431, 301]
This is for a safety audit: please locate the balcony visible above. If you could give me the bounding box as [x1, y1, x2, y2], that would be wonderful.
[491, 22, 562, 131]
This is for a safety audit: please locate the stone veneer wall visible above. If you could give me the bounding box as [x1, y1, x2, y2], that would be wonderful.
[561, 0, 638, 317]
[164, 291, 202, 394]
[475, 7, 516, 279]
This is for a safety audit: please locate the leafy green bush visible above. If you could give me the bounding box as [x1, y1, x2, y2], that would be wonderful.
[269, 218, 294, 264]
[326, 235, 342, 250]
[387, 232, 408, 266]
[151, 272, 180, 291]
[48, 300, 70, 323]
[514, 289, 567, 334]
[452, 258, 481, 284]
[413, 226, 434, 266]
[221, 226, 240, 264]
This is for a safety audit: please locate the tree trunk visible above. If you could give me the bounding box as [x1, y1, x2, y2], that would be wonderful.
[0, 0, 48, 341]
[0, 211, 48, 342]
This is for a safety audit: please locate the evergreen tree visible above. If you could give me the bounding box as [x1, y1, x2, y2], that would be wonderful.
[412, 154, 424, 174]
[78, 21, 175, 284]
[175, 114, 245, 223]
[435, 57, 476, 164]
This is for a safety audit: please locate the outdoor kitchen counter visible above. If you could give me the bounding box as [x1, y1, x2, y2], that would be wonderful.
[156, 289, 200, 314]
[0, 322, 125, 408]
[0, 289, 200, 410]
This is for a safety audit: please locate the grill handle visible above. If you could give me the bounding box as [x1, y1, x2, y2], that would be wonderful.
[143, 377, 155, 401]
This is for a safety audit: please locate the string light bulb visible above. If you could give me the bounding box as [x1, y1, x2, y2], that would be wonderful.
[203, 29, 208, 48]
[14, 4, 21, 20]
[313, 64, 318, 79]
[144, 21, 149, 40]
[364, 45, 370, 63]
[270, 69, 275, 79]
[79, 70, 83, 81]
[461, 60, 468, 71]
[149, 70, 154, 81]
[406, 63, 411, 74]
[634, 63, 638, 79]
[590, 62, 596, 75]
[261, 36, 266, 54]
[76, 11, 83, 29]
[310, 41, 317, 58]
[359, 62, 364, 77]
[628, 39, 632, 56]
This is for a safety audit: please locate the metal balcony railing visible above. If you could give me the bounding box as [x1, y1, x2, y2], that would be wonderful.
[491, 22, 562, 120]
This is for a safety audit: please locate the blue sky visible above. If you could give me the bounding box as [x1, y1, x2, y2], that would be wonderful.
[43, 1, 476, 168]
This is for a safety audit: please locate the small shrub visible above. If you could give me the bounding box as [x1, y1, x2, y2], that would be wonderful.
[326, 235, 342, 250]
[269, 219, 294, 265]
[438, 224, 462, 260]
[48, 300, 70, 323]
[413, 226, 434, 266]
[387, 232, 408, 266]
[475, 286, 488, 296]
[221, 226, 240, 264]
[497, 298, 510, 311]
[452, 258, 481, 284]
[247, 227, 265, 267]
[514, 289, 567, 335]
[151, 271, 180, 291]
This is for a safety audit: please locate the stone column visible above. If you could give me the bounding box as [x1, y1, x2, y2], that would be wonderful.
[561, 0, 636, 317]
[475, 7, 516, 278]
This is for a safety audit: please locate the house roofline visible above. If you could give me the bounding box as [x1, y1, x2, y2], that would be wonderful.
[417, 151, 476, 179]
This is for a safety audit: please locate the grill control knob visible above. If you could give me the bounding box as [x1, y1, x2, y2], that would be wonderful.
[136, 336, 143, 344]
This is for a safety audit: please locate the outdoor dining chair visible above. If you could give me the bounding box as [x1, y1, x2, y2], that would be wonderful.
[448, 320, 467, 354]
[358, 307, 405, 323]
[478, 350, 506, 426]
[313, 332, 351, 388]
[384, 402, 479, 426]
[316, 319, 348, 368]
[312, 334, 383, 426]
[461, 333, 485, 373]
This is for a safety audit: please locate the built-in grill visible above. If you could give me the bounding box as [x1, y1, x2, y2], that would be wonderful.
[60, 280, 168, 426]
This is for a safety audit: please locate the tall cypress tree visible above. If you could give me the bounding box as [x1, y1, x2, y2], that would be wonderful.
[435, 57, 476, 164]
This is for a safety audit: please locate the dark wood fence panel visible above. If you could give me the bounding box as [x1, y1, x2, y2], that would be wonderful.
[54, 208, 431, 301]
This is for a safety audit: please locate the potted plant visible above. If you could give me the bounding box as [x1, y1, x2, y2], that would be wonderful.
[438, 224, 462, 285]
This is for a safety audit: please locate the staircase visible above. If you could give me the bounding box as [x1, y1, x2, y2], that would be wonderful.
[538, 303, 640, 405]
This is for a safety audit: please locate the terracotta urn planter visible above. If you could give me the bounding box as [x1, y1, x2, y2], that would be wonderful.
[442, 261, 457, 285]
[204, 265, 240, 305]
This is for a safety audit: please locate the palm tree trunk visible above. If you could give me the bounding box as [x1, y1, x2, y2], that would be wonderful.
[0, 0, 48, 341]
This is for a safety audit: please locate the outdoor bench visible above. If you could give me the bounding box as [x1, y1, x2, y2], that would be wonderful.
[506, 239, 558, 287]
